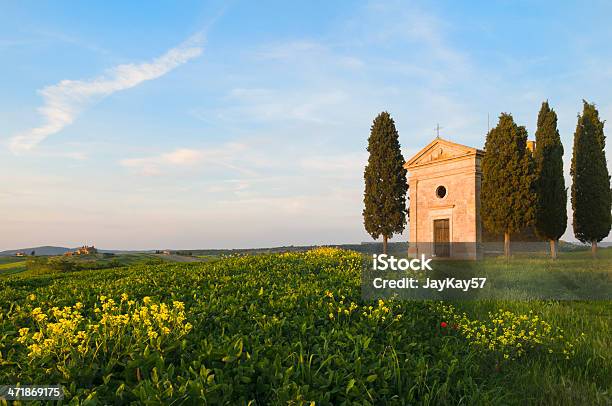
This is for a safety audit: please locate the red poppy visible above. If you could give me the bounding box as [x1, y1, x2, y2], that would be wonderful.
[440, 322, 448, 328]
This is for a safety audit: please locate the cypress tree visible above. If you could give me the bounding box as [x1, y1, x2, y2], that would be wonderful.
[363, 112, 408, 254]
[534, 101, 567, 259]
[570, 100, 611, 256]
[481, 113, 535, 257]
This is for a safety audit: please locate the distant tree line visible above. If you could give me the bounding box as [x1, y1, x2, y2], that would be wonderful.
[155, 250, 194, 256]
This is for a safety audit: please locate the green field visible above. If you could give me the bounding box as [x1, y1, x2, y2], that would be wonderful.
[0, 258, 27, 276]
[0, 248, 609, 404]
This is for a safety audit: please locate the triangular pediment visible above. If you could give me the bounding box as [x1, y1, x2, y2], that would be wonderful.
[404, 137, 483, 169]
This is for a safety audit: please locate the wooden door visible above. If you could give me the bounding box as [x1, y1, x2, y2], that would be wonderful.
[434, 219, 450, 257]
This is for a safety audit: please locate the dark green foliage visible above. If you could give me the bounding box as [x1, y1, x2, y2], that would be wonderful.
[570, 101, 611, 243]
[363, 112, 408, 250]
[481, 113, 535, 236]
[534, 101, 567, 241]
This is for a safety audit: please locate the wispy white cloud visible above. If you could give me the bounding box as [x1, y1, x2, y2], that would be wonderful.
[299, 153, 367, 179]
[193, 87, 350, 125]
[119, 143, 257, 176]
[9, 32, 205, 153]
[34, 149, 89, 161]
[120, 148, 206, 176]
[255, 40, 364, 70]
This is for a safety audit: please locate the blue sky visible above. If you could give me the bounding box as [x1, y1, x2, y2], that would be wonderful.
[1, 0, 611, 249]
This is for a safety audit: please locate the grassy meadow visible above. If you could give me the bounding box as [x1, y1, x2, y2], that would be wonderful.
[0, 248, 609, 404]
[0, 257, 28, 276]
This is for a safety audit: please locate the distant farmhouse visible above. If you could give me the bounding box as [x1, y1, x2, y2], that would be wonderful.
[64, 245, 98, 256]
[405, 137, 535, 259]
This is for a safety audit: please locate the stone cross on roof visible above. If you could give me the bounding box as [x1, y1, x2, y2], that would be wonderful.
[435, 123, 443, 138]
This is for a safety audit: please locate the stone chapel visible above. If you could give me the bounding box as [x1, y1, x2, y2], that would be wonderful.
[404, 137, 484, 259]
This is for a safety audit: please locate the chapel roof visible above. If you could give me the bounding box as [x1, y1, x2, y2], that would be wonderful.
[404, 137, 484, 169]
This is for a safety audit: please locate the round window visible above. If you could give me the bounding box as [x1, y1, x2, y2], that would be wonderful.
[436, 185, 447, 199]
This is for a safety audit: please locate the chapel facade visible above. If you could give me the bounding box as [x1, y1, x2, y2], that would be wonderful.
[404, 137, 484, 259]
